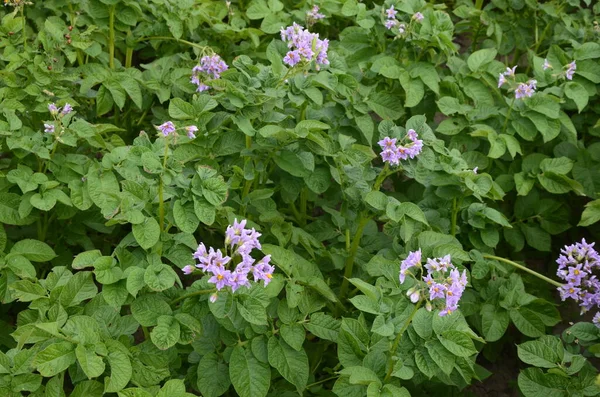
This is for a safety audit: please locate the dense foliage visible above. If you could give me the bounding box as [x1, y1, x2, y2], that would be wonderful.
[1, 0, 600, 396]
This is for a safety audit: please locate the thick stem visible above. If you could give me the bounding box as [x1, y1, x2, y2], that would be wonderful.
[158, 137, 169, 232]
[299, 188, 307, 227]
[501, 97, 516, 135]
[108, 6, 115, 69]
[241, 135, 253, 211]
[170, 289, 215, 306]
[125, 47, 133, 69]
[450, 197, 459, 237]
[339, 214, 369, 301]
[483, 254, 562, 288]
[21, 5, 27, 51]
[373, 163, 391, 191]
[384, 300, 422, 383]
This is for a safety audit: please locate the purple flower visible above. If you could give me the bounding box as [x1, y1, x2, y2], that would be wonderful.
[565, 61, 576, 80]
[61, 103, 73, 115]
[593, 312, 600, 328]
[283, 51, 301, 67]
[208, 267, 232, 290]
[191, 54, 228, 92]
[378, 137, 397, 149]
[253, 255, 274, 286]
[384, 20, 399, 30]
[44, 123, 55, 134]
[556, 239, 600, 314]
[429, 283, 447, 300]
[306, 5, 325, 25]
[210, 293, 218, 303]
[280, 23, 328, 70]
[515, 82, 535, 99]
[398, 23, 406, 34]
[157, 121, 176, 137]
[399, 249, 422, 284]
[504, 66, 517, 77]
[408, 289, 420, 303]
[185, 125, 198, 139]
[543, 58, 552, 70]
[225, 218, 247, 246]
[413, 12, 424, 22]
[182, 265, 195, 275]
[385, 5, 397, 19]
[498, 73, 506, 88]
[48, 103, 59, 115]
[407, 129, 418, 141]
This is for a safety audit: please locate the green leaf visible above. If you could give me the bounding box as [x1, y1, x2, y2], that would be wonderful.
[173, 200, 199, 234]
[229, 346, 270, 397]
[237, 296, 268, 325]
[144, 263, 176, 292]
[0, 192, 35, 225]
[412, 308, 433, 339]
[510, 307, 545, 337]
[59, 272, 98, 307]
[33, 342, 76, 377]
[10, 280, 46, 302]
[579, 199, 600, 226]
[105, 340, 132, 393]
[564, 82, 588, 112]
[10, 239, 56, 262]
[150, 315, 180, 350]
[267, 336, 309, 392]
[481, 304, 509, 342]
[525, 95, 560, 119]
[438, 331, 477, 357]
[131, 295, 172, 327]
[304, 312, 340, 342]
[72, 250, 102, 269]
[197, 353, 231, 397]
[132, 217, 160, 250]
[75, 344, 105, 379]
[467, 48, 497, 72]
[7, 255, 36, 279]
[540, 157, 573, 175]
[168, 98, 195, 120]
[518, 368, 569, 397]
[517, 336, 563, 369]
[366, 92, 404, 120]
[425, 340, 455, 375]
[202, 177, 229, 206]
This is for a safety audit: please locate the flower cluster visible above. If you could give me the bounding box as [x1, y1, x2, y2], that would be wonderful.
[384, 6, 405, 32]
[306, 5, 325, 26]
[184, 219, 275, 302]
[44, 102, 73, 134]
[498, 66, 537, 99]
[399, 250, 467, 316]
[556, 239, 600, 327]
[377, 129, 423, 166]
[156, 121, 198, 139]
[384, 5, 423, 32]
[280, 23, 329, 70]
[191, 54, 228, 92]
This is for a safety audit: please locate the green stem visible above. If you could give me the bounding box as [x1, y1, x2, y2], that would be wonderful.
[384, 300, 422, 383]
[158, 137, 169, 232]
[339, 214, 369, 302]
[138, 36, 209, 52]
[299, 188, 307, 227]
[450, 197, 458, 237]
[170, 289, 215, 306]
[125, 47, 133, 69]
[502, 97, 516, 135]
[21, 5, 27, 51]
[373, 163, 391, 191]
[108, 6, 115, 69]
[307, 375, 339, 389]
[241, 135, 253, 213]
[483, 254, 562, 288]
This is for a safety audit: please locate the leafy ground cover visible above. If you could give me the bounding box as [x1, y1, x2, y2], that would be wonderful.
[1, 0, 600, 396]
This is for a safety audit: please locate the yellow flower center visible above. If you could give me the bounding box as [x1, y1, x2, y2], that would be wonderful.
[217, 275, 224, 280]
[267, 274, 272, 279]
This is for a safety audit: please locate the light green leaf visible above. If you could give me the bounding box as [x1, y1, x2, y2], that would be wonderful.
[33, 342, 76, 377]
[76, 344, 105, 379]
[150, 315, 180, 350]
[10, 239, 56, 262]
[267, 336, 309, 392]
[229, 346, 270, 397]
[132, 217, 160, 250]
